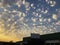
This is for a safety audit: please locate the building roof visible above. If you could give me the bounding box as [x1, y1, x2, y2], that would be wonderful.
[41, 32, 60, 40]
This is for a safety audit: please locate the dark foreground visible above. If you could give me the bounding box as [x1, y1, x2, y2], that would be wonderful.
[0, 32, 60, 45]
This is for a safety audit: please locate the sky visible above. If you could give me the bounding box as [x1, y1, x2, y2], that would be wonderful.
[0, 0, 60, 42]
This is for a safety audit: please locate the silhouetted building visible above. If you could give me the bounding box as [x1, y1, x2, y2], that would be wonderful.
[23, 33, 60, 45]
[31, 33, 40, 38]
[0, 32, 60, 45]
[23, 33, 45, 45]
[41, 32, 60, 45]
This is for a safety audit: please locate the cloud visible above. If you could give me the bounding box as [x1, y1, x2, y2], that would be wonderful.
[0, 0, 59, 42]
[52, 14, 57, 20]
[56, 21, 60, 25]
[31, 17, 37, 22]
[0, 20, 22, 42]
[31, 3, 34, 7]
[2, 0, 16, 5]
[0, 33, 21, 42]
[39, 18, 43, 22]
[48, 18, 51, 22]
[46, 0, 56, 7]
[49, 1, 56, 7]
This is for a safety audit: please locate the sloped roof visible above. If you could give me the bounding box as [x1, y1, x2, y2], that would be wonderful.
[41, 32, 60, 40]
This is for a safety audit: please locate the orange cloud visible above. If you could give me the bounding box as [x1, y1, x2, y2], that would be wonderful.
[0, 20, 22, 42]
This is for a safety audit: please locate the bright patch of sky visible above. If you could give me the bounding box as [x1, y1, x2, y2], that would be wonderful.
[0, 0, 60, 39]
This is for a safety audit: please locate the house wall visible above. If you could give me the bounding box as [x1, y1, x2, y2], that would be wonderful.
[45, 40, 60, 45]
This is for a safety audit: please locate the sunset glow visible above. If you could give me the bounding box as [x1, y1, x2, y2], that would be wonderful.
[0, 0, 60, 42]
